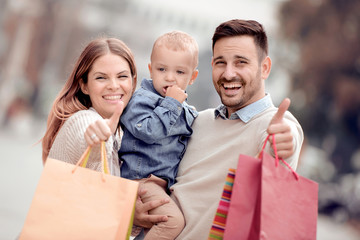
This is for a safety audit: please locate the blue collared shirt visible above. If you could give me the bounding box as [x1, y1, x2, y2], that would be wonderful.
[119, 79, 198, 188]
[215, 94, 274, 122]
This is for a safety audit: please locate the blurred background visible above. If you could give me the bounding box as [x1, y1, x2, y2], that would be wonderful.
[1, 0, 359, 239]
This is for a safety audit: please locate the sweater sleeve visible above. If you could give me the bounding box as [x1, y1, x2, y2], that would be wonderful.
[48, 109, 121, 176]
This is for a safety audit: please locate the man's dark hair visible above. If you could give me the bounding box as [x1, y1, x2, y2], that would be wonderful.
[212, 19, 268, 60]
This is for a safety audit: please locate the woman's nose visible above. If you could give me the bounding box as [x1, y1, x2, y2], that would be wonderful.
[108, 78, 119, 89]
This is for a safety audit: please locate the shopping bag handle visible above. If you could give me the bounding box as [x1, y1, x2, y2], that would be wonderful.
[72, 141, 110, 179]
[261, 134, 299, 180]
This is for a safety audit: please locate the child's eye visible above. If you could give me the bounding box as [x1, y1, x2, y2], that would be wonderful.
[158, 68, 165, 72]
[177, 70, 185, 75]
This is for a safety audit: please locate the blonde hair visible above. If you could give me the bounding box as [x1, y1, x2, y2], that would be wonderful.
[42, 37, 137, 163]
[151, 31, 199, 69]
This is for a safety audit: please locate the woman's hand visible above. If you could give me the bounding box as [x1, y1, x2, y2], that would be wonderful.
[84, 101, 124, 146]
[133, 188, 170, 228]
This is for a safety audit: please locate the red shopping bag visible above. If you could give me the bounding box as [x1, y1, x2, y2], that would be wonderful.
[223, 135, 318, 240]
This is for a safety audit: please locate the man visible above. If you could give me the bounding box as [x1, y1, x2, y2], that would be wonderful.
[133, 19, 303, 240]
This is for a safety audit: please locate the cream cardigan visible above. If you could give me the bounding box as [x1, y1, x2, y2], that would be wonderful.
[171, 107, 303, 240]
[48, 108, 121, 176]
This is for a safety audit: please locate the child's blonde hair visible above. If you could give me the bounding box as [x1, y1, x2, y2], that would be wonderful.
[151, 31, 199, 69]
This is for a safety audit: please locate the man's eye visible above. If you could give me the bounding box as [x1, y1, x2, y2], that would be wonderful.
[236, 60, 247, 65]
[215, 61, 225, 65]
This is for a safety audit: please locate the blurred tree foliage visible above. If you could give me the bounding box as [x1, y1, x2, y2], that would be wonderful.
[279, 0, 360, 176]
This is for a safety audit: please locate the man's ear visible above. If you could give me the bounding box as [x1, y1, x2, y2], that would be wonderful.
[189, 69, 199, 85]
[79, 79, 88, 95]
[261, 56, 272, 80]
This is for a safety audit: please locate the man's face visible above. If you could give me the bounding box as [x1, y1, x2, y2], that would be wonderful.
[212, 35, 270, 117]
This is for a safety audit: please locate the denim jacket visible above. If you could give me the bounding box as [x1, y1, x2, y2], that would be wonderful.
[119, 78, 198, 188]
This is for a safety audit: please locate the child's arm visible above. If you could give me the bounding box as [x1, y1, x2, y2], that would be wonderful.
[121, 94, 184, 144]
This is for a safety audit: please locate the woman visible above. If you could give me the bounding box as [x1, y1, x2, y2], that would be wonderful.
[42, 37, 137, 176]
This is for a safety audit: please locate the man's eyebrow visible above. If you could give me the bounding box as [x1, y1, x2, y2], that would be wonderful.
[213, 56, 224, 62]
[213, 55, 250, 62]
[234, 55, 250, 61]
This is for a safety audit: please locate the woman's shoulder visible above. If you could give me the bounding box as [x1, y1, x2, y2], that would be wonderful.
[65, 108, 102, 126]
[70, 108, 101, 119]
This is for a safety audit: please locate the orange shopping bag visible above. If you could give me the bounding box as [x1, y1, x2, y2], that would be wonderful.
[19, 142, 139, 240]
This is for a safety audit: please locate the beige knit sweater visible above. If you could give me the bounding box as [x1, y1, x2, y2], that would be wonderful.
[171, 106, 303, 240]
[48, 108, 121, 176]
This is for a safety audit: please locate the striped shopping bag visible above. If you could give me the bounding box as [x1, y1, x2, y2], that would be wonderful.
[208, 168, 235, 240]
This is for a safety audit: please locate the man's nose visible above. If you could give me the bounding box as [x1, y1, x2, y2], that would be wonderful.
[223, 65, 237, 79]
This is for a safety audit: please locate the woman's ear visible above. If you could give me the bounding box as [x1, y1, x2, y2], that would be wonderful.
[79, 79, 89, 95]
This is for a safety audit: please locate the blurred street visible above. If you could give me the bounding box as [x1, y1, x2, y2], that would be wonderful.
[1, 120, 360, 240]
[1, 0, 360, 239]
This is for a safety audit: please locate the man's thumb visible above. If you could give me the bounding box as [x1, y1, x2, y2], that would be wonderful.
[108, 101, 125, 133]
[270, 98, 290, 124]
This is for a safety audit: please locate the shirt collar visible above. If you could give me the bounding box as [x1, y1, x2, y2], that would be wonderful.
[214, 94, 273, 122]
[141, 78, 159, 95]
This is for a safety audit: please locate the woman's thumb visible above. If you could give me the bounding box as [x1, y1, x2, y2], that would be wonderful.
[108, 101, 125, 133]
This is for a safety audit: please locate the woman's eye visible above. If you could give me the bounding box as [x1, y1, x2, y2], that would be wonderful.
[118, 75, 129, 79]
[96, 76, 105, 80]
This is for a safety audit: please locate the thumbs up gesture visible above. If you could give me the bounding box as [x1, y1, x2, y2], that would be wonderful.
[267, 98, 294, 159]
[85, 101, 125, 146]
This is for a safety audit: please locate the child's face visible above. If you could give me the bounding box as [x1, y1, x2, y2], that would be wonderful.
[149, 46, 198, 97]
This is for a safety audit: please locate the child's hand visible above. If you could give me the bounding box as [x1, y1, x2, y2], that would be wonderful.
[166, 85, 187, 103]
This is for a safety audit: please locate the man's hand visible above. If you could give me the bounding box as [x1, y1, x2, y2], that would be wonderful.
[166, 85, 187, 103]
[267, 98, 294, 159]
[133, 188, 169, 228]
[84, 101, 124, 146]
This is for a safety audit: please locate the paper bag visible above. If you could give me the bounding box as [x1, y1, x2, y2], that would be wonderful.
[19, 142, 139, 240]
[223, 135, 318, 240]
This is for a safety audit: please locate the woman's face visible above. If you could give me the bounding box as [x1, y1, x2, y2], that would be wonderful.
[80, 53, 133, 119]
